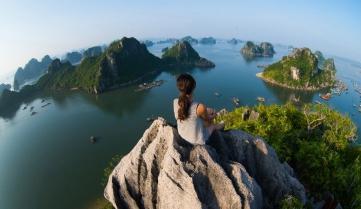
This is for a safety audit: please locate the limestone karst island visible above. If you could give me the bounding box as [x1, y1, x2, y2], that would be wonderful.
[0, 1, 360, 209]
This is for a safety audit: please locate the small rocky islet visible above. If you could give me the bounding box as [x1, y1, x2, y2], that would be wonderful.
[162, 41, 215, 68]
[241, 41, 275, 58]
[199, 36, 216, 44]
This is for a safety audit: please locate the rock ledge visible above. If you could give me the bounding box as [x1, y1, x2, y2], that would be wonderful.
[104, 118, 306, 209]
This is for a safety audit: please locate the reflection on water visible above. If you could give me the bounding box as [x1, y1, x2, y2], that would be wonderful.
[0, 41, 360, 209]
[263, 81, 322, 104]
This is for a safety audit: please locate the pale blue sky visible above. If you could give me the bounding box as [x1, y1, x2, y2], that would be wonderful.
[0, 0, 360, 83]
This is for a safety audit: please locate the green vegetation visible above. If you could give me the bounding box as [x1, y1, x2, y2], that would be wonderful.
[34, 37, 160, 94]
[279, 196, 305, 209]
[262, 48, 336, 90]
[241, 41, 275, 58]
[101, 154, 123, 187]
[162, 41, 215, 68]
[217, 104, 361, 208]
[162, 41, 201, 63]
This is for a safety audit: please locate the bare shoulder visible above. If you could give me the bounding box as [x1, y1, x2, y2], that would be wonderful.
[196, 103, 207, 116]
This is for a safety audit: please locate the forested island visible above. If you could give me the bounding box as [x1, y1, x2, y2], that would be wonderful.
[0, 37, 215, 110]
[241, 41, 275, 58]
[257, 48, 336, 90]
[162, 41, 215, 68]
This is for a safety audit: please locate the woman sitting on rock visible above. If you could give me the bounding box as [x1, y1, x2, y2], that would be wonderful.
[173, 73, 223, 145]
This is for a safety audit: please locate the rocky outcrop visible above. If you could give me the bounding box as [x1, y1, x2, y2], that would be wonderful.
[104, 118, 306, 209]
[162, 41, 215, 68]
[241, 41, 275, 58]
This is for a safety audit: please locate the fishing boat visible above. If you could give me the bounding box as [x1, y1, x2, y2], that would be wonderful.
[232, 97, 240, 106]
[214, 92, 221, 97]
[256, 97, 265, 102]
[320, 93, 331, 101]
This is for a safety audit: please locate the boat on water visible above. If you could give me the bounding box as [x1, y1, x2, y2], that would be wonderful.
[256, 97, 265, 102]
[314, 100, 322, 104]
[135, 80, 165, 92]
[320, 93, 331, 101]
[232, 97, 240, 106]
[214, 92, 221, 97]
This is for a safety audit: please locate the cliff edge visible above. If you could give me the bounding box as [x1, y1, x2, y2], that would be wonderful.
[104, 118, 306, 209]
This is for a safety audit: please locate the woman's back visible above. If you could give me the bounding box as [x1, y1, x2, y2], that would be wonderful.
[173, 98, 210, 145]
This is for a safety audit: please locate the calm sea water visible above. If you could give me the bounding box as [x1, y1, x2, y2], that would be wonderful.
[0, 41, 360, 209]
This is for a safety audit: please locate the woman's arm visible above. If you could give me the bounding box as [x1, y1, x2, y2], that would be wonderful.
[196, 103, 215, 126]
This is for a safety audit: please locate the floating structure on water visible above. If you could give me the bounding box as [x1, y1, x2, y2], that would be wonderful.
[232, 97, 240, 106]
[331, 80, 348, 96]
[320, 93, 331, 101]
[214, 92, 221, 97]
[135, 80, 165, 92]
[146, 117, 156, 122]
[256, 97, 265, 102]
[256, 64, 269, 68]
[90, 136, 97, 144]
[41, 103, 51, 108]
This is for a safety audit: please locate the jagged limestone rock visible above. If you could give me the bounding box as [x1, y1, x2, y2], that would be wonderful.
[104, 118, 306, 209]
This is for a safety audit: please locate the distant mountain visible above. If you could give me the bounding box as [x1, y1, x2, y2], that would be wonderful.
[142, 40, 154, 47]
[227, 38, 242, 44]
[258, 48, 336, 90]
[13, 55, 53, 90]
[199, 37, 216, 44]
[162, 41, 215, 68]
[35, 37, 161, 94]
[156, 38, 178, 44]
[241, 41, 275, 58]
[63, 51, 83, 64]
[180, 36, 198, 45]
[83, 46, 103, 58]
[0, 83, 11, 96]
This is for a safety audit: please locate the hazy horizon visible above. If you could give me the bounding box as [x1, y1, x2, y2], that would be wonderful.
[1, 0, 360, 84]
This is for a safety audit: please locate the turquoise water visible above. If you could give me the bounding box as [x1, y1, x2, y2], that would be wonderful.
[0, 41, 360, 209]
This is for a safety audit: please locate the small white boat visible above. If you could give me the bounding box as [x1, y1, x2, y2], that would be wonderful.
[256, 97, 265, 102]
[232, 97, 240, 106]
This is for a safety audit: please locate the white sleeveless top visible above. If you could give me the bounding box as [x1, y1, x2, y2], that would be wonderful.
[173, 98, 210, 145]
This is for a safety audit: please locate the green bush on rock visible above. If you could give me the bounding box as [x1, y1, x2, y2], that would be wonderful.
[216, 103, 360, 208]
[279, 195, 305, 209]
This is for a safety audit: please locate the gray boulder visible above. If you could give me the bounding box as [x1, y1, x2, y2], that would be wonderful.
[104, 118, 306, 209]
